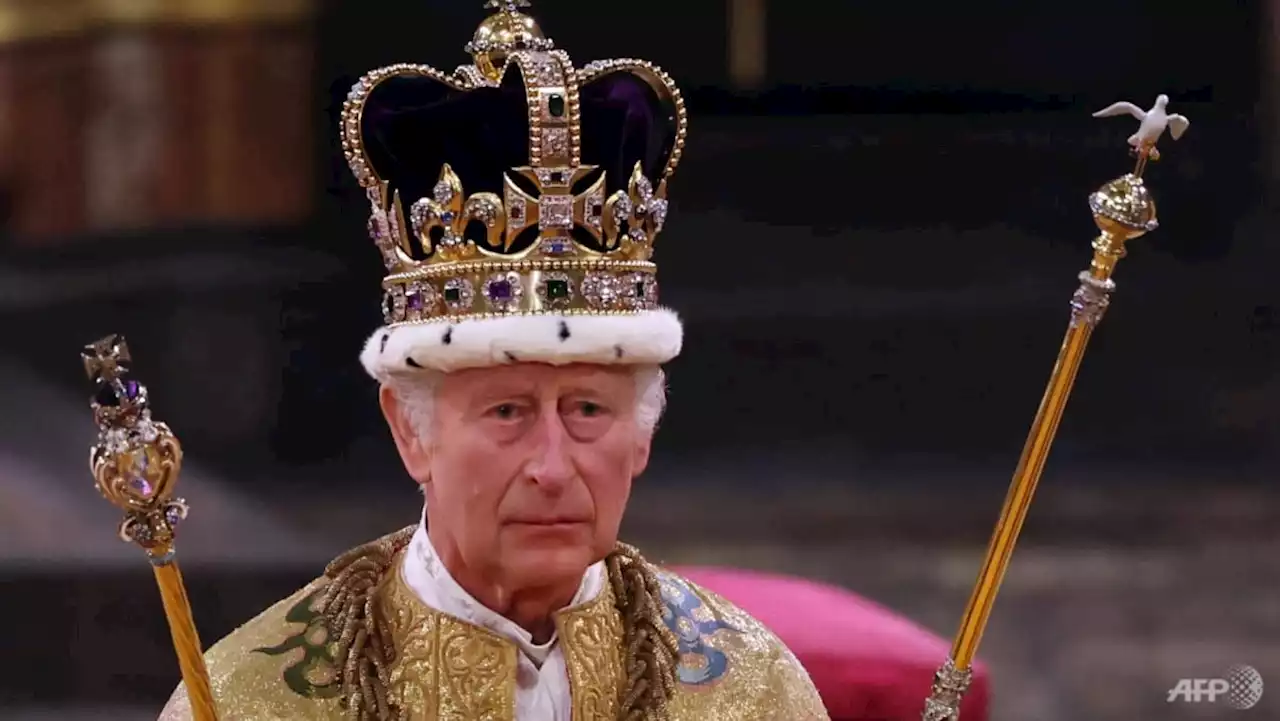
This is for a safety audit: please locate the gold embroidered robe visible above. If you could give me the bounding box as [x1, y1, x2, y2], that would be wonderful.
[159, 547, 829, 720]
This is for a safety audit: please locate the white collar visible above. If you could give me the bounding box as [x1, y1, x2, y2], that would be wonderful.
[401, 509, 605, 665]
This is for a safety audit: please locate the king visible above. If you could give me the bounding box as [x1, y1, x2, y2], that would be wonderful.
[159, 2, 827, 719]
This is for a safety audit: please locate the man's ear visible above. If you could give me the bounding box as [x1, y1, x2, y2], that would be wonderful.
[631, 429, 653, 479]
[379, 384, 431, 487]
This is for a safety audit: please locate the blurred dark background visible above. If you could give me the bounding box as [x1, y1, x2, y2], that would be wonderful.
[1, 1, 1277, 719]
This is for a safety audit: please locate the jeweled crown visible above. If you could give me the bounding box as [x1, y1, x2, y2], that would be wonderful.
[340, 1, 687, 325]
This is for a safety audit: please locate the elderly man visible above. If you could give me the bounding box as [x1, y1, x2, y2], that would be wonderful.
[160, 3, 827, 720]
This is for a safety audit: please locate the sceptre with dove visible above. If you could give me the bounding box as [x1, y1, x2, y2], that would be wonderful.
[920, 93, 1193, 721]
[1092, 94, 1190, 173]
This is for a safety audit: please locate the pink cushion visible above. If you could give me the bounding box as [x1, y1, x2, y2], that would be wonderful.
[673, 566, 991, 721]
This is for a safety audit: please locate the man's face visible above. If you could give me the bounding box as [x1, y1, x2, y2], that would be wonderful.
[383, 363, 652, 594]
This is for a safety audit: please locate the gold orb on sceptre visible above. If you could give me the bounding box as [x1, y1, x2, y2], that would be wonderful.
[1088, 173, 1159, 242]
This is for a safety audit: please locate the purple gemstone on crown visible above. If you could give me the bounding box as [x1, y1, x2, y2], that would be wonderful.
[407, 291, 425, 310]
[124, 380, 140, 399]
[487, 280, 513, 301]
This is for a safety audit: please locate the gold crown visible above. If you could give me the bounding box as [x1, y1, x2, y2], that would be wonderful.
[340, 1, 687, 327]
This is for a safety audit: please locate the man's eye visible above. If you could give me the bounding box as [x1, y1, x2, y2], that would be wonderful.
[577, 401, 603, 417]
[490, 403, 519, 419]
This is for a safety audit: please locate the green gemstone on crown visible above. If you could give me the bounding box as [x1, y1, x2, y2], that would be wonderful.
[547, 93, 565, 118]
[545, 279, 570, 299]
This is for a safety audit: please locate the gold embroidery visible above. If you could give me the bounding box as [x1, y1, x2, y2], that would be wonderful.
[437, 616, 518, 720]
[662, 581, 829, 721]
[380, 558, 518, 720]
[557, 582, 625, 721]
[380, 574, 439, 720]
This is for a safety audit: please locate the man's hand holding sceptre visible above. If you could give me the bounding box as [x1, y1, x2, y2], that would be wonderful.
[921, 96, 1192, 721]
[82, 334, 219, 721]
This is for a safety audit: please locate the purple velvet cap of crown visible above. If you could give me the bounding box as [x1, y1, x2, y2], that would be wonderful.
[358, 63, 677, 255]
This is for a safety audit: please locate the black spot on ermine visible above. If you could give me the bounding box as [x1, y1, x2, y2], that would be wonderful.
[379, 333, 390, 353]
[504, 351, 518, 362]
[558, 320, 571, 341]
[442, 326, 453, 345]
[406, 357, 423, 369]
[614, 345, 624, 359]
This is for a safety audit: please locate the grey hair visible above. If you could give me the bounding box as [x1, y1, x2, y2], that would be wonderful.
[385, 365, 668, 443]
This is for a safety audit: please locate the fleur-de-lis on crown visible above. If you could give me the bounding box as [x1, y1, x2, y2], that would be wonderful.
[603, 162, 669, 260]
[407, 166, 505, 261]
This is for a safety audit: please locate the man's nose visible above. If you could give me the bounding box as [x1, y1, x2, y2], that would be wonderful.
[525, 412, 575, 490]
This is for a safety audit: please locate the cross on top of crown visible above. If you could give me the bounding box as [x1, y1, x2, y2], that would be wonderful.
[484, 0, 531, 12]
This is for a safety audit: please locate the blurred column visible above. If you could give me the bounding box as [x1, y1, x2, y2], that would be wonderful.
[1267, 0, 1280, 205]
[727, 0, 765, 90]
[0, 0, 91, 244]
[84, 4, 169, 230]
[86, 0, 315, 234]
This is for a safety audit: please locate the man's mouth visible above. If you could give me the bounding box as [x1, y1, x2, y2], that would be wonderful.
[506, 517, 589, 527]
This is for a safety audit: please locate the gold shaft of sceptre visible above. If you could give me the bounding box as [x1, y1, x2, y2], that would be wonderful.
[82, 334, 219, 721]
[921, 144, 1166, 721]
[949, 298, 1097, 667]
[153, 559, 219, 720]
[947, 152, 1144, 666]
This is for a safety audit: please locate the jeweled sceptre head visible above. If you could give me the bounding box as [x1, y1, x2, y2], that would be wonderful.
[1087, 94, 1192, 249]
[83, 334, 188, 560]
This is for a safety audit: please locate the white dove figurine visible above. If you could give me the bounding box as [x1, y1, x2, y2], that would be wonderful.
[1092, 94, 1190, 151]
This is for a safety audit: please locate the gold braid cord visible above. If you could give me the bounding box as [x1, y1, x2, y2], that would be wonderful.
[318, 526, 415, 721]
[605, 543, 678, 721]
[316, 529, 676, 720]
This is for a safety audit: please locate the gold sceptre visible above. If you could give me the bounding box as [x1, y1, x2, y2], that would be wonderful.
[921, 95, 1191, 721]
[82, 334, 220, 721]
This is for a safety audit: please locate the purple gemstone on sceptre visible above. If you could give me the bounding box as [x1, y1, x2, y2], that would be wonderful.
[126, 449, 154, 497]
[130, 477, 155, 497]
[124, 380, 140, 399]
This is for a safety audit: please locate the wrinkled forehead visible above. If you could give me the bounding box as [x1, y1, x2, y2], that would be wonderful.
[439, 362, 637, 399]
